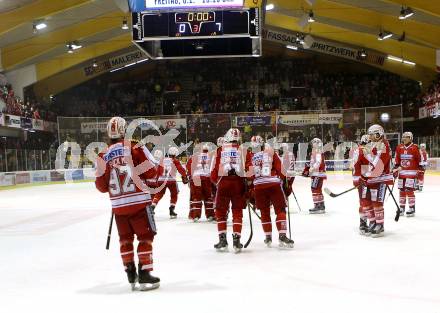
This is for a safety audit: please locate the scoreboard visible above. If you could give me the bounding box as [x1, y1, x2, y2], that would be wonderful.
[129, 0, 262, 59]
[132, 8, 260, 40]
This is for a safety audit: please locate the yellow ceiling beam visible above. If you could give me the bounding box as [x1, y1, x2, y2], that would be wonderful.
[381, 0, 440, 18]
[1, 11, 127, 71]
[35, 33, 132, 81]
[274, 0, 440, 48]
[266, 12, 435, 69]
[266, 12, 436, 83]
[0, 0, 93, 36]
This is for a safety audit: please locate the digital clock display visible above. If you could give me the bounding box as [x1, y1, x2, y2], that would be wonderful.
[133, 8, 259, 39]
[175, 12, 216, 34]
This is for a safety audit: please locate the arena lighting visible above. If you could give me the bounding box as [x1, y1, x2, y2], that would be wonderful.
[380, 113, 390, 123]
[92, 60, 98, 68]
[308, 11, 315, 23]
[122, 17, 129, 30]
[35, 22, 47, 30]
[359, 50, 367, 57]
[265, 4, 274, 11]
[67, 43, 74, 54]
[399, 7, 414, 20]
[403, 60, 416, 66]
[286, 45, 298, 50]
[378, 31, 393, 40]
[387, 55, 416, 66]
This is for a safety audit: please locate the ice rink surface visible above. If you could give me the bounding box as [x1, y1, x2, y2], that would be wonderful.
[1, 174, 439, 313]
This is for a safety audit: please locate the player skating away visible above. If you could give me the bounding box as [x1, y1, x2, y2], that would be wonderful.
[246, 136, 294, 248]
[361, 124, 394, 237]
[187, 144, 215, 222]
[211, 129, 247, 253]
[302, 138, 327, 214]
[95, 117, 160, 291]
[352, 135, 373, 235]
[393, 132, 420, 217]
[151, 146, 188, 219]
[418, 143, 428, 191]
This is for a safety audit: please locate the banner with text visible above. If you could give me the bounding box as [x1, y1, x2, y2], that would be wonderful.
[83, 50, 147, 77]
[236, 115, 272, 127]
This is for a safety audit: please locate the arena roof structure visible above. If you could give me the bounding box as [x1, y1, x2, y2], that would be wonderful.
[0, 0, 438, 97]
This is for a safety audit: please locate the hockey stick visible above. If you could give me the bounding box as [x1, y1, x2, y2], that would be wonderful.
[291, 191, 302, 212]
[249, 202, 261, 220]
[286, 195, 292, 239]
[324, 186, 356, 198]
[386, 178, 396, 201]
[105, 212, 114, 250]
[244, 200, 253, 248]
[386, 185, 401, 222]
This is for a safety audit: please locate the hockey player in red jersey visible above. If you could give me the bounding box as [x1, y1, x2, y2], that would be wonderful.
[211, 128, 247, 253]
[95, 117, 160, 291]
[151, 146, 188, 218]
[211, 137, 225, 198]
[187, 144, 215, 222]
[246, 136, 294, 248]
[393, 132, 421, 217]
[278, 143, 296, 198]
[418, 143, 428, 191]
[351, 135, 372, 235]
[302, 138, 327, 214]
[144, 150, 162, 201]
[362, 124, 393, 237]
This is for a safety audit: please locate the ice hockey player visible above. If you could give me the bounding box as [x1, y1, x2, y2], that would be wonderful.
[361, 124, 393, 237]
[352, 135, 372, 235]
[211, 137, 225, 198]
[95, 117, 160, 291]
[302, 138, 327, 214]
[246, 136, 294, 248]
[211, 128, 247, 253]
[418, 143, 428, 191]
[151, 146, 188, 218]
[144, 150, 162, 202]
[187, 144, 215, 222]
[393, 132, 420, 217]
[278, 142, 296, 198]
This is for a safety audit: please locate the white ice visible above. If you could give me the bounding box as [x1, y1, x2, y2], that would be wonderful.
[0, 174, 439, 313]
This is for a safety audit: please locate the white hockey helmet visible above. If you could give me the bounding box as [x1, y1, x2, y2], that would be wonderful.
[367, 124, 384, 139]
[153, 149, 163, 160]
[202, 144, 210, 152]
[168, 146, 179, 156]
[420, 143, 426, 149]
[225, 128, 241, 143]
[217, 137, 224, 147]
[402, 131, 413, 141]
[107, 116, 126, 139]
[360, 135, 370, 145]
[311, 137, 322, 148]
[251, 135, 264, 148]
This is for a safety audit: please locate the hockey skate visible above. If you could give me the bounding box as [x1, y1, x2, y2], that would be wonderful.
[124, 262, 138, 291]
[138, 266, 160, 291]
[309, 203, 325, 214]
[207, 216, 216, 222]
[399, 208, 405, 216]
[264, 235, 272, 247]
[169, 205, 177, 219]
[214, 233, 228, 252]
[193, 217, 200, 223]
[406, 207, 415, 217]
[232, 234, 243, 253]
[359, 218, 369, 236]
[371, 223, 384, 238]
[366, 221, 376, 237]
[278, 234, 294, 249]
